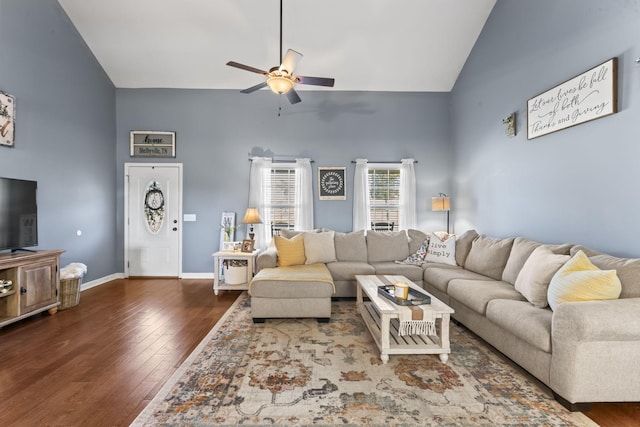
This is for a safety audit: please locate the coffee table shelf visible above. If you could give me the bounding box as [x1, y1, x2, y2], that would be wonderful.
[356, 275, 455, 364]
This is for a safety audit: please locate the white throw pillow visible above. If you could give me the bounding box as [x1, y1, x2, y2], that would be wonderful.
[303, 231, 337, 264]
[424, 232, 456, 266]
[515, 246, 570, 308]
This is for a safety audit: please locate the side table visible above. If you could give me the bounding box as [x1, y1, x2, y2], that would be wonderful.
[212, 250, 259, 295]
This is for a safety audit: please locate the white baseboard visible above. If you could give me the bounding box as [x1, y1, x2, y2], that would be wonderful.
[80, 273, 125, 291]
[180, 272, 214, 279]
[78, 272, 213, 292]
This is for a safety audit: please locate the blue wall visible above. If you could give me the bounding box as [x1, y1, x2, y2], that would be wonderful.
[451, 0, 640, 257]
[0, 0, 116, 281]
[116, 89, 453, 273]
[4, 0, 637, 280]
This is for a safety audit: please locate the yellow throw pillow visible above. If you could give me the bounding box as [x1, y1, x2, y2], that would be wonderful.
[547, 250, 622, 311]
[274, 234, 306, 267]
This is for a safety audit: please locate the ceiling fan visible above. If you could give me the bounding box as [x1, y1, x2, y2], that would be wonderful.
[226, 0, 335, 104]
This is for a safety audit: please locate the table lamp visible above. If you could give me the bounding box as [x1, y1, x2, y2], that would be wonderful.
[241, 207, 263, 240]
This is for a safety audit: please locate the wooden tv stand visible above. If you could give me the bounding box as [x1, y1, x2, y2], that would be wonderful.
[0, 249, 65, 328]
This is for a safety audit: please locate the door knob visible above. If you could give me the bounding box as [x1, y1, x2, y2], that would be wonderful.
[20, 287, 27, 295]
[173, 227, 178, 231]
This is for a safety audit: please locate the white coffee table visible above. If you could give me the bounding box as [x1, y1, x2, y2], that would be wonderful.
[355, 275, 455, 364]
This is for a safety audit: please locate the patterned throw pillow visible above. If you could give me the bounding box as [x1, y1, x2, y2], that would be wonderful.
[547, 250, 622, 311]
[397, 238, 430, 265]
[424, 232, 457, 266]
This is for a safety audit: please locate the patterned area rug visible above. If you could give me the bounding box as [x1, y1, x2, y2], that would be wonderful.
[132, 293, 596, 426]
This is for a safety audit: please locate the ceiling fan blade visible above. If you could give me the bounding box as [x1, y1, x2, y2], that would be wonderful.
[280, 49, 303, 74]
[285, 88, 302, 104]
[296, 76, 335, 87]
[226, 61, 269, 75]
[240, 82, 268, 94]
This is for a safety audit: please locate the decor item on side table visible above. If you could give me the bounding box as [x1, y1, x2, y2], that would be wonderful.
[241, 207, 262, 240]
[219, 211, 236, 251]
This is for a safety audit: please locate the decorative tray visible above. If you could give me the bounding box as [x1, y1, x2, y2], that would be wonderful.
[377, 285, 431, 306]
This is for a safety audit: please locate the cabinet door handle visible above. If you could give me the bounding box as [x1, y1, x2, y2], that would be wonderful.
[20, 287, 27, 295]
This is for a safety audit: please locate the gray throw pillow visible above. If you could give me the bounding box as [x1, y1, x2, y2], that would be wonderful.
[455, 229, 479, 267]
[334, 230, 367, 262]
[366, 231, 410, 263]
[464, 235, 515, 281]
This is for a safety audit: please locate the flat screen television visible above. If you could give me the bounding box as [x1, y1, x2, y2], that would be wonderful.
[0, 177, 38, 252]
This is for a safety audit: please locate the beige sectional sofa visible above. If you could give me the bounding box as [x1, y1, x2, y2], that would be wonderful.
[252, 228, 640, 410]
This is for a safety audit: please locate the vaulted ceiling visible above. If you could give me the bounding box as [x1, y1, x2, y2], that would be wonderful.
[58, 0, 496, 92]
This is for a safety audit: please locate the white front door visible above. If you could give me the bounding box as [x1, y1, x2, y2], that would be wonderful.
[125, 163, 182, 277]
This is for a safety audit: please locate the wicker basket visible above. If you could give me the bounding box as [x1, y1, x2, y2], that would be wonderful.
[59, 278, 82, 310]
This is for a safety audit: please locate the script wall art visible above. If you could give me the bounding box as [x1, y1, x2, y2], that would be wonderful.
[527, 58, 617, 140]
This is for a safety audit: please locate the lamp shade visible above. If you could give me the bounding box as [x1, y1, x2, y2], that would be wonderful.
[241, 207, 263, 224]
[431, 196, 451, 212]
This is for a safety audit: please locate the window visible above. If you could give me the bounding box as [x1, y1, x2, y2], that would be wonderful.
[368, 167, 400, 231]
[248, 157, 313, 248]
[266, 167, 296, 234]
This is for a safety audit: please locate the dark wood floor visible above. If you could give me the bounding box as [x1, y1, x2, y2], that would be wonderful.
[0, 279, 638, 426]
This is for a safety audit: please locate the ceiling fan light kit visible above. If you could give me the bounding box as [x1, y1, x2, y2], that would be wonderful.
[267, 74, 295, 94]
[226, 0, 334, 104]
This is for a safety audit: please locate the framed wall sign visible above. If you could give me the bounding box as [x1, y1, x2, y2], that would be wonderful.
[527, 58, 617, 140]
[0, 91, 16, 147]
[130, 131, 176, 157]
[318, 167, 346, 200]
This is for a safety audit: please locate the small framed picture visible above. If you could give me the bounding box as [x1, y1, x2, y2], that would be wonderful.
[241, 239, 255, 253]
[0, 91, 16, 147]
[318, 167, 346, 200]
[222, 241, 240, 252]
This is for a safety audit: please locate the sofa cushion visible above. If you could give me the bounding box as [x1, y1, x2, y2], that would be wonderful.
[325, 261, 375, 281]
[366, 231, 409, 263]
[425, 232, 456, 265]
[455, 229, 479, 267]
[486, 299, 553, 352]
[464, 235, 515, 281]
[514, 246, 570, 308]
[502, 238, 542, 284]
[423, 266, 491, 294]
[370, 262, 424, 283]
[587, 253, 640, 299]
[274, 234, 306, 267]
[448, 279, 526, 315]
[407, 229, 429, 254]
[303, 231, 337, 264]
[548, 250, 622, 311]
[334, 230, 368, 262]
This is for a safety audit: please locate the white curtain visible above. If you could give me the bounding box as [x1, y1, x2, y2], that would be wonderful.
[248, 157, 272, 250]
[352, 158, 370, 231]
[295, 158, 314, 230]
[399, 158, 417, 230]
